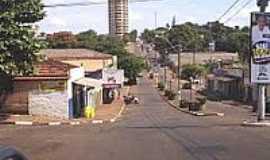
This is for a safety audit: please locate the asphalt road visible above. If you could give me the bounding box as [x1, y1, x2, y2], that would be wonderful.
[1, 77, 270, 160]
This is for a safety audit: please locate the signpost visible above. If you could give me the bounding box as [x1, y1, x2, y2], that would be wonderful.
[250, 11, 270, 121]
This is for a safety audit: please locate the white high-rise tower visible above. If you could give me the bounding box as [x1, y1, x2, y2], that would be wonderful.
[108, 0, 128, 38]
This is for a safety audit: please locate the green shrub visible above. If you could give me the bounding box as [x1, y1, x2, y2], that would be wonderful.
[164, 90, 176, 100]
[158, 82, 165, 91]
[168, 92, 176, 100]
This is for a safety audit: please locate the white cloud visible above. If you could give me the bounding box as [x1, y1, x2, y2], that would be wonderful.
[47, 17, 67, 27]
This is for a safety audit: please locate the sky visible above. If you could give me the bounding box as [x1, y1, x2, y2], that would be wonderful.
[39, 0, 260, 34]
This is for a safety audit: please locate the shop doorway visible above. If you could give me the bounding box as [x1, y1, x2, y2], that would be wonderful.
[72, 84, 84, 118]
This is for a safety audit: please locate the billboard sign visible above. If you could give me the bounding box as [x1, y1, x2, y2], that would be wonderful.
[251, 12, 270, 83]
[102, 68, 124, 86]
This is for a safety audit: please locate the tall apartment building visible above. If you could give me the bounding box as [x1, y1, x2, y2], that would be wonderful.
[108, 0, 128, 38]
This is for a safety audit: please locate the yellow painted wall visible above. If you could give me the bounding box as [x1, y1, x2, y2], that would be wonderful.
[62, 59, 113, 71]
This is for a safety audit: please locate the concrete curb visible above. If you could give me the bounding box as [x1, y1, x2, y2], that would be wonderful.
[0, 121, 82, 126]
[158, 91, 224, 117]
[242, 121, 270, 127]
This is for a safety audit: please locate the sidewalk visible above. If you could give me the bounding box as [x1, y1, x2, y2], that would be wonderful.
[93, 99, 124, 122]
[206, 100, 270, 122]
[93, 86, 130, 123]
[0, 86, 130, 126]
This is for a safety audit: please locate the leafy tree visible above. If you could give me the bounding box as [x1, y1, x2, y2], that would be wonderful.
[181, 64, 205, 80]
[141, 21, 249, 63]
[118, 55, 145, 83]
[95, 35, 128, 56]
[227, 32, 249, 62]
[141, 29, 156, 44]
[0, 0, 44, 90]
[128, 30, 138, 42]
[168, 23, 204, 51]
[76, 29, 98, 49]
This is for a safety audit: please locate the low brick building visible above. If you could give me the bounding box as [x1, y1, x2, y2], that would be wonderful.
[0, 60, 85, 119]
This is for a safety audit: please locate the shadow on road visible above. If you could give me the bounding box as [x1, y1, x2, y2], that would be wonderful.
[124, 123, 241, 130]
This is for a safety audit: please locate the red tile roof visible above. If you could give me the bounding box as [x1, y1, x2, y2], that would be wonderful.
[14, 60, 77, 81]
[41, 49, 113, 60]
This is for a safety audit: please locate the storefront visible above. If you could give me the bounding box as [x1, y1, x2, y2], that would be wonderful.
[103, 84, 121, 104]
[102, 68, 124, 104]
[73, 78, 103, 118]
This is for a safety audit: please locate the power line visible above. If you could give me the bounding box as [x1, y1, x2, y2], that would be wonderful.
[223, 0, 253, 24]
[43, 0, 164, 8]
[43, 2, 105, 8]
[217, 0, 242, 21]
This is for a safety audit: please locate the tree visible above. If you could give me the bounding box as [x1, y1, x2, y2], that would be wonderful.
[47, 31, 78, 49]
[181, 64, 205, 80]
[0, 0, 45, 87]
[128, 30, 138, 42]
[118, 55, 145, 83]
[95, 35, 128, 56]
[76, 29, 98, 49]
[167, 23, 203, 53]
[227, 32, 249, 62]
[141, 29, 156, 44]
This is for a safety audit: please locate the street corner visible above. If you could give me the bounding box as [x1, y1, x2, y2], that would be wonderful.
[91, 101, 127, 125]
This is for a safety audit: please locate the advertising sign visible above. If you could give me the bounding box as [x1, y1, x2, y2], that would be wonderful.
[102, 68, 124, 87]
[251, 12, 270, 83]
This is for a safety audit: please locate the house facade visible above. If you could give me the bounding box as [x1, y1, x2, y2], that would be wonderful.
[40, 49, 115, 74]
[0, 60, 84, 118]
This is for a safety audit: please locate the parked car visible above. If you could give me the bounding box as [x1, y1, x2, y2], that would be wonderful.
[0, 146, 28, 160]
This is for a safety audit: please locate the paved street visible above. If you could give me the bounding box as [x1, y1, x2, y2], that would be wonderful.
[1, 77, 270, 160]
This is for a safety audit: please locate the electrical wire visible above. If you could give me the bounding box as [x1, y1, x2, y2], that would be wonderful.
[43, 2, 105, 8]
[223, 0, 253, 24]
[43, 0, 163, 8]
[217, 0, 242, 21]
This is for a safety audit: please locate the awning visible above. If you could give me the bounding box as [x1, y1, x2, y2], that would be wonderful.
[74, 78, 103, 88]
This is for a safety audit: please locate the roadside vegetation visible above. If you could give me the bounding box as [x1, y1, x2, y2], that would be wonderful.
[140, 21, 249, 64]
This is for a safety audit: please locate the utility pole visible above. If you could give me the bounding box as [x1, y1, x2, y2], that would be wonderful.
[177, 47, 182, 105]
[155, 12, 157, 28]
[164, 67, 167, 90]
[257, 0, 268, 121]
[177, 48, 181, 92]
[193, 47, 196, 65]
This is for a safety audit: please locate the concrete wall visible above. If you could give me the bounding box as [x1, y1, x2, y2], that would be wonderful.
[29, 91, 69, 119]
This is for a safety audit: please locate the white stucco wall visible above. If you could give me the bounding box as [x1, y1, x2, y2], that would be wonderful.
[67, 67, 85, 118]
[29, 91, 69, 119]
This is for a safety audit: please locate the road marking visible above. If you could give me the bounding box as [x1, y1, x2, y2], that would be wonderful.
[92, 120, 103, 124]
[48, 122, 61, 126]
[15, 121, 33, 125]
